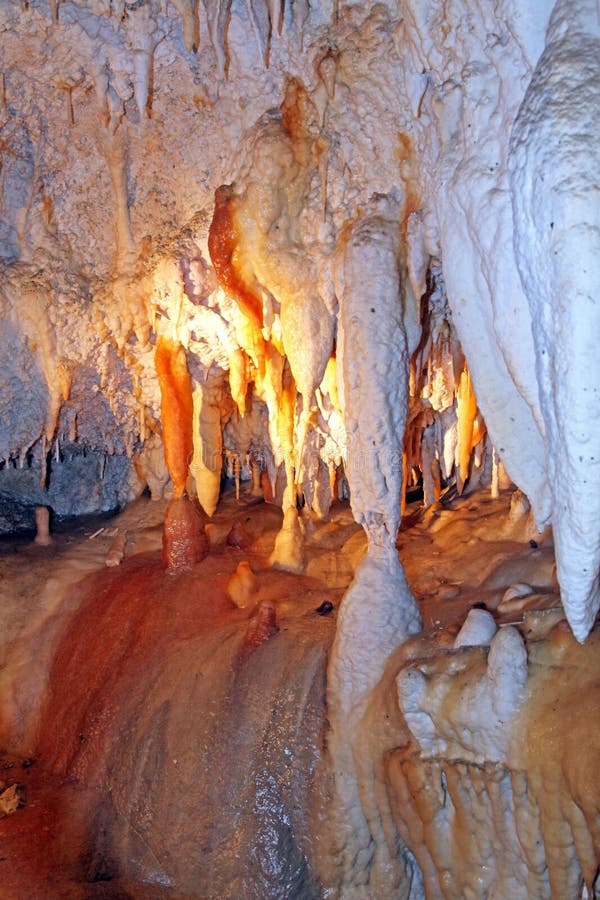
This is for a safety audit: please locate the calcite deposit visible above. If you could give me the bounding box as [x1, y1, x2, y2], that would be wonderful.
[0, 0, 598, 896]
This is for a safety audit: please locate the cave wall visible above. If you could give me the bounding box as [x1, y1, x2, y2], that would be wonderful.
[1, 0, 597, 637]
[0, 2, 599, 896]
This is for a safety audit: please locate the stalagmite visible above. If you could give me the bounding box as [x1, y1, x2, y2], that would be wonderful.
[227, 560, 259, 608]
[454, 608, 498, 649]
[162, 496, 208, 571]
[328, 199, 422, 892]
[155, 336, 194, 498]
[34, 506, 51, 546]
[269, 506, 304, 573]
[105, 529, 127, 567]
[249, 455, 263, 496]
[238, 599, 279, 660]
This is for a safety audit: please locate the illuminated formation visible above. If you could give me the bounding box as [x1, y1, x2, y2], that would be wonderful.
[154, 335, 193, 499]
[0, 0, 598, 897]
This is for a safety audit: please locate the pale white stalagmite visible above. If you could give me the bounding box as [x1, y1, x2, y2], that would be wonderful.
[509, 0, 600, 642]
[453, 608, 498, 649]
[328, 199, 421, 894]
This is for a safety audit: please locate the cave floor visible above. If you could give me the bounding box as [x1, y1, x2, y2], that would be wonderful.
[0, 484, 565, 897]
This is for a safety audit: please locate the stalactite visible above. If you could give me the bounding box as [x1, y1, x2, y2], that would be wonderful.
[277, 361, 297, 511]
[154, 335, 194, 498]
[190, 382, 223, 517]
[228, 347, 248, 415]
[208, 185, 264, 328]
[316, 48, 338, 100]
[292, 0, 309, 50]
[39, 435, 47, 490]
[203, 0, 233, 78]
[171, 0, 200, 53]
[243, 0, 270, 66]
[456, 365, 478, 491]
[132, 48, 152, 120]
[48, 0, 59, 25]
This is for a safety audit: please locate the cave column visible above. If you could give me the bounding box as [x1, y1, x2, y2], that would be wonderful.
[327, 198, 422, 894]
[155, 335, 207, 571]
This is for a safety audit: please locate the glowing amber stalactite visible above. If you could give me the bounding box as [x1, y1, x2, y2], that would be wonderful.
[155, 335, 194, 497]
[457, 366, 480, 487]
[208, 184, 264, 329]
[228, 347, 249, 416]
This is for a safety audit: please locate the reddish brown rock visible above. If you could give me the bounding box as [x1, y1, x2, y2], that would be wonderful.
[239, 600, 279, 659]
[162, 496, 208, 572]
[226, 519, 251, 549]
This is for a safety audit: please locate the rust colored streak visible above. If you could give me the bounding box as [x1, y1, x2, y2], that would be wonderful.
[280, 76, 310, 142]
[396, 133, 420, 243]
[155, 335, 194, 497]
[208, 184, 264, 329]
[36, 554, 234, 779]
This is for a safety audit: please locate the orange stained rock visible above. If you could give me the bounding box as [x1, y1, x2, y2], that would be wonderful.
[396, 132, 420, 243]
[237, 317, 267, 380]
[208, 184, 264, 329]
[457, 366, 479, 485]
[155, 335, 194, 497]
[278, 363, 297, 459]
[263, 342, 284, 403]
[280, 77, 315, 166]
[239, 599, 280, 658]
